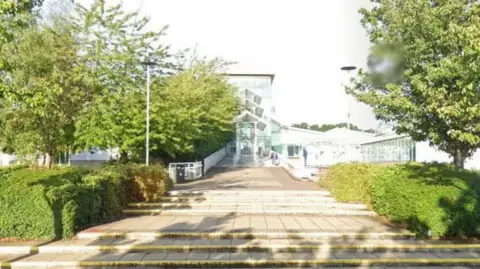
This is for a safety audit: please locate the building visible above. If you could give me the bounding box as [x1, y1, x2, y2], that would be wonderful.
[224, 73, 375, 168]
[224, 73, 480, 171]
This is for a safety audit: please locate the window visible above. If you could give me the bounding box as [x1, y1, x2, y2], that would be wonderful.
[287, 145, 301, 157]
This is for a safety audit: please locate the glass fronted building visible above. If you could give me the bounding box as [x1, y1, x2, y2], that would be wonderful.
[361, 135, 416, 164]
[226, 74, 277, 166]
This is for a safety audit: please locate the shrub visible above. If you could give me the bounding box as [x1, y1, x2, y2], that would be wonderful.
[319, 162, 378, 206]
[127, 164, 173, 202]
[0, 163, 172, 240]
[0, 167, 85, 239]
[321, 162, 480, 237]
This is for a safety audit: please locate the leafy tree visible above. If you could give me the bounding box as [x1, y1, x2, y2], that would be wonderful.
[72, 0, 172, 162]
[0, 22, 83, 167]
[348, 0, 480, 168]
[291, 122, 368, 132]
[292, 122, 309, 129]
[149, 59, 239, 161]
[0, 0, 44, 43]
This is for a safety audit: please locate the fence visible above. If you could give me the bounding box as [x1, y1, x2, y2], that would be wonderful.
[203, 146, 226, 174]
[168, 162, 203, 183]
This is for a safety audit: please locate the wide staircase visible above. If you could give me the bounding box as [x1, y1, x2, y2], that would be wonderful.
[1, 189, 480, 268]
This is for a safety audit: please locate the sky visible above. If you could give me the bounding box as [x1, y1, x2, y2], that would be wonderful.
[47, 0, 379, 129]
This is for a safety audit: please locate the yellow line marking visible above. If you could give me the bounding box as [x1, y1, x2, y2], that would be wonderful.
[3, 258, 480, 267]
[4, 244, 480, 253]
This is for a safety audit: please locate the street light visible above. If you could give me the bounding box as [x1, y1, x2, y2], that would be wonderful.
[141, 60, 157, 166]
[340, 65, 357, 130]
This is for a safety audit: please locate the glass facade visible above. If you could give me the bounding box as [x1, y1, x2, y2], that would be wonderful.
[361, 136, 416, 164]
[229, 76, 272, 98]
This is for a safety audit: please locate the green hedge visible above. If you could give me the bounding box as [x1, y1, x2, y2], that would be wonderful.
[320, 162, 480, 238]
[0, 164, 171, 240]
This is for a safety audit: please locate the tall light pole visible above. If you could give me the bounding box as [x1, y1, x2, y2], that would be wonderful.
[340, 66, 357, 130]
[141, 60, 157, 166]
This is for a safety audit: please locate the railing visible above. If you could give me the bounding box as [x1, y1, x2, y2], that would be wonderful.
[203, 146, 227, 174]
[168, 162, 203, 183]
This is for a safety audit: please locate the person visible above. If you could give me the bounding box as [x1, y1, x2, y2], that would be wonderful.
[271, 151, 278, 166]
[303, 146, 308, 167]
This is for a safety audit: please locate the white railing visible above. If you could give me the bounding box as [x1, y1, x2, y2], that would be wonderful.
[203, 146, 227, 174]
[168, 162, 203, 183]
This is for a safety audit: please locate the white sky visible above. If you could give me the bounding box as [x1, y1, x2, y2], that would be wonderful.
[51, 0, 379, 129]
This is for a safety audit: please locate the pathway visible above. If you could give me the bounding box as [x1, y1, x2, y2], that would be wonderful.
[174, 167, 317, 191]
[1, 167, 479, 268]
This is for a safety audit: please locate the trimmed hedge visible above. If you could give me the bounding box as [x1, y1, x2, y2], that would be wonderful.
[319, 163, 378, 206]
[0, 164, 171, 240]
[320, 162, 480, 237]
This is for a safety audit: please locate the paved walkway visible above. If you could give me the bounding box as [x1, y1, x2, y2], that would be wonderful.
[174, 167, 317, 191]
[82, 215, 396, 234]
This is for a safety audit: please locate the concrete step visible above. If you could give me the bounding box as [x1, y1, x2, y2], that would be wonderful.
[76, 231, 415, 241]
[128, 202, 368, 210]
[167, 190, 331, 197]
[122, 208, 377, 216]
[160, 196, 338, 203]
[2, 239, 480, 255]
[2, 251, 480, 268]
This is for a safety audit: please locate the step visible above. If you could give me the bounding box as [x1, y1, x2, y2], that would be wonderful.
[167, 190, 331, 197]
[76, 231, 415, 240]
[160, 196, 338, 203]
[128, 202, 368, 210]
[2, 252, 480, 268]
[2, 239, 480, 255]
[122, 208, 377, 216]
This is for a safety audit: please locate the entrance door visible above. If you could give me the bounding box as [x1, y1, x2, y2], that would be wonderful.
[241, 140, 253, 156]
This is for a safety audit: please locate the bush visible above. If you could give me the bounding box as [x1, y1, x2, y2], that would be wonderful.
[321, 162, 480, 237]
[0, 167, 85, 239]
[319, 162, 378, 206]
[127, 164, 173, 202]
[0, 163, 172, 240]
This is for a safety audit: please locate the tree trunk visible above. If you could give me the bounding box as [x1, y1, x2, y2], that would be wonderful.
[119, 150, 128, 163]
[41, 153, 46, 167]
[453, 149, 466, 169]
[45, 152, 53, 168]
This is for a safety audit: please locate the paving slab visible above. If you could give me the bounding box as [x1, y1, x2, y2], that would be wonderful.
[173, 167, 318, 191]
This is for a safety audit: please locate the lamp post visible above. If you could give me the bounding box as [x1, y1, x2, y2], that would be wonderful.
[141, 60, 157, 166]
[340, 66, 357, 130]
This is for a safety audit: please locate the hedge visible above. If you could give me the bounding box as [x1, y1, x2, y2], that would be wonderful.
[320, 162, 480, 238]
[0, 164, 172, 240]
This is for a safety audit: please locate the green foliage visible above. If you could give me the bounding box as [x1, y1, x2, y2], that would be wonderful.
[319, 163, 377, 206]
[72, 0, 172, 161]
[0, 167, 84, 239]
[0, 20, 83, 167]
[322, 162, 480, 237]
[0, 0, 237, 166]
[349, 0, 480, 168]
[0, 0, 43, 44]
[0, 163, 172, 240]
[150, 59, 239, 160]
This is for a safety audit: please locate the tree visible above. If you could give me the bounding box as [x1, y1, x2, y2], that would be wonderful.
[291, 122, 366, 132]
[292, 122, 309, 129]
[149, 59, 239, 161]
[0, 0, 44, 44]
[0, 22, 83, 167]
[72, 0, 172, 162]
[347, 0, 480, 168]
